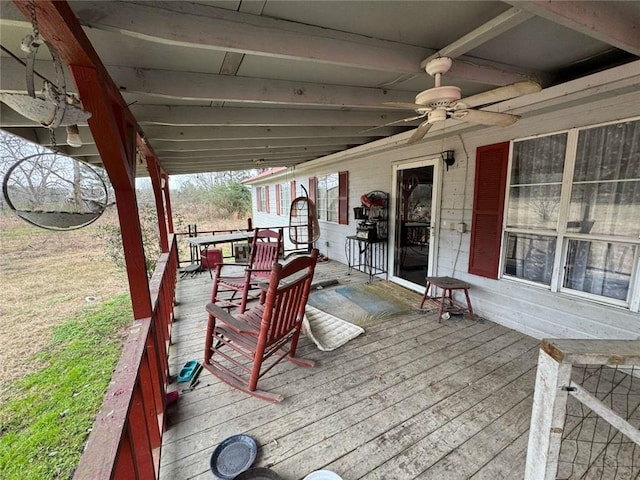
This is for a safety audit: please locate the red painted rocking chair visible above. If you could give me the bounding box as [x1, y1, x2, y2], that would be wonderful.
[204, 249, 319, 402]
[210, 228, 283, 313]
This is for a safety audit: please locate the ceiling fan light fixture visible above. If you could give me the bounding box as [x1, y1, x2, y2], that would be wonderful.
[415, 86, 461, 108]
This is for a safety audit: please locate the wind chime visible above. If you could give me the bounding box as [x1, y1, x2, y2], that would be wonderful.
[1, 1, 110, 230]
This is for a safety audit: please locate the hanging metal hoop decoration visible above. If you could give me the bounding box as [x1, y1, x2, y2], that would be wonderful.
[0, 9, 90, 128]
[289, 185, 320, 246]
[2, 153, 109, 231]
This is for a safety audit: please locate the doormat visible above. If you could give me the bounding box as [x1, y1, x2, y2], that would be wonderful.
[308, 281, 420, 325]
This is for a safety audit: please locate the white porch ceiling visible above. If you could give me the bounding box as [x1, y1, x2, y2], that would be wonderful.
[1, 0, 638, 175]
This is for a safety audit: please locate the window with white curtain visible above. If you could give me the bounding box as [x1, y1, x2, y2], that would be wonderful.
[316, 173, 339, 222]
[279, 182, 290, 216]
[503, 118, 640, 309]
[256, 186, 266, 212]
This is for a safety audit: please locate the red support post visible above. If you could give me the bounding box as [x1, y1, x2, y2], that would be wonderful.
[163, 176, 175, 234]
[147, 155, 169, 253]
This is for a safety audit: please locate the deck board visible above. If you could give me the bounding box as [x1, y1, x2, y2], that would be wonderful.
[160, 260, 635, 480]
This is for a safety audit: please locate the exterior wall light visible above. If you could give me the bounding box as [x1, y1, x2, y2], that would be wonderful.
[441, 150, 455, 171]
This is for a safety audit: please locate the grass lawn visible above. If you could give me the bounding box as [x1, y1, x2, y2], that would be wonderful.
[0, 294, 132, 479]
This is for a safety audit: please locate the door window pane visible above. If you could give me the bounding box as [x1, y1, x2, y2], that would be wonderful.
[563, 240, 635, 301]
[503, 233, 556, 285]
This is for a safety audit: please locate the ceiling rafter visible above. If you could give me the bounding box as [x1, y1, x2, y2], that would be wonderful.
[0, 103, 418, 128]
[422, 7, 535, 66]
[0, 59, 415, 108]
[56, 1, 539, 85]
[130, 106, 420, 128]
[142, 125, 404, 141]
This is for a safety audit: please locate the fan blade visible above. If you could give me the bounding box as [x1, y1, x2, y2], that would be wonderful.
[407, 120, 433, 144]
[383, 101, 430, 110]
[359, 112, 426, 133]
[454, 80, 541, 109]
[452, 109, 519, 127]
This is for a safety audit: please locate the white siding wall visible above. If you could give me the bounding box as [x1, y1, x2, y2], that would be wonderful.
[248, 85, 640, 340]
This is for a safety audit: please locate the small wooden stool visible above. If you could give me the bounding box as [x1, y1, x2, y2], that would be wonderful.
[420, 276, 474, 322]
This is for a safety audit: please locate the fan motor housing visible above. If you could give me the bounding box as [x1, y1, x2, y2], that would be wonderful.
[415, 86, 461, 108]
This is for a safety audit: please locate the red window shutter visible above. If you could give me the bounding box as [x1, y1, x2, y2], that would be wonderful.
[265, 185, 271, 214]
[338, 171, 349, 225]
[308, 177, 317, 205]
[469, 142, 510, 279]
[275, 184, 281, 216]
[256, 187, 262, 212]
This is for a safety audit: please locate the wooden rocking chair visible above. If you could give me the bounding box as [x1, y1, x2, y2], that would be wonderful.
[210, 228, 283, 313]
[204, 249, 319, 402]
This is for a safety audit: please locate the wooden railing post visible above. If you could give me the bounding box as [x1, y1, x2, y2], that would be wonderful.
[524, 348, 572, 480]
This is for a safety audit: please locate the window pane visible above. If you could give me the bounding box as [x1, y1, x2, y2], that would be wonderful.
[507, 184, 561, 229]
[564, 240, 634, 301]
[568, 180, 640, 237]
[280, 183, 290, 216]
[574, 120, 640, 182]
[511, 133, 567, 185]
[316, 173, 338, 222]
[503, 233, 556, 285]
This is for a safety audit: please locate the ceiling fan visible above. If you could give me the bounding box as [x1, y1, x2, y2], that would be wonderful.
[385, 57, 541, 144]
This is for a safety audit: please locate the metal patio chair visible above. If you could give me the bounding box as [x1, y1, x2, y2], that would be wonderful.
[204, 249, 319, 402]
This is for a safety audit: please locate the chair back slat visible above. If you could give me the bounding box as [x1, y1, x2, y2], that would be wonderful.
[249, 229, 283, 279]
[259, 250, 318, 347]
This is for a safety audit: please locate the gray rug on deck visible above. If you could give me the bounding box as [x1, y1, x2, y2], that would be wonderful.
[307, 282, 417, 324]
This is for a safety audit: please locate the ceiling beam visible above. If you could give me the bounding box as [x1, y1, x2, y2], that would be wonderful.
[1, 59, 415, 108]
[163, 161, 309, 174]
[69, 0, 430, 74]
[422, 7, 535, 66]
[131, 106, 419, 127]
[71, 137, 368, 156]
[511, 1, 640, 56]
[107, 66, 415, 108]
[1, 103, 417, 128]
[151, 137, 368, 152]
[156, 146, 346, 160]
[60, 0, 539, 85]
[163, 156, 315, 169]
[142, 125, 405, 141]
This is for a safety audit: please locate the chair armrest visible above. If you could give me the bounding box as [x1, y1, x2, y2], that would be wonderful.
[216, 262, 249, 269]
[206, 303, 259, 335]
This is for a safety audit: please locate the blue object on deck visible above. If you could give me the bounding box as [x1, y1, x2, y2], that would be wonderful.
[177, 360, 201, 383]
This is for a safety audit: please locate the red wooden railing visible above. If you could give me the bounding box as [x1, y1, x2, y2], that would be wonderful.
[73, 235, 178, 479]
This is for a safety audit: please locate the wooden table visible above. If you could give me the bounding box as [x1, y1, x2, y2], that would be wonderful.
[186, 231, 254, 277]
[420, 276, 474, 322]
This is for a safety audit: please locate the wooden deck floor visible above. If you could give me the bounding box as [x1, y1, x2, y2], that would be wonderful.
[160, 260, 541, 479]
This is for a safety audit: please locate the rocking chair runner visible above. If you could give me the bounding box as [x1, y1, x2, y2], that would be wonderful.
[204, 249, 319, 402]
[210, 228, 283, 313]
